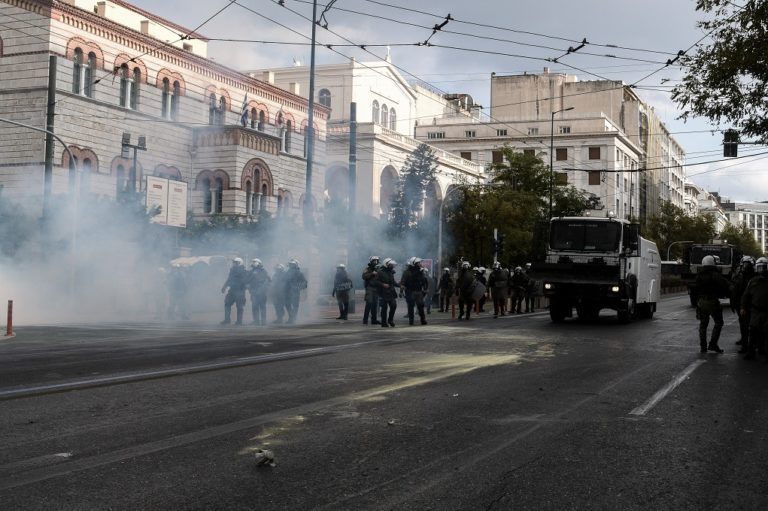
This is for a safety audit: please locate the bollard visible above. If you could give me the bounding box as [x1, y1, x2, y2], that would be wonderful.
[6, 300, 12, 337]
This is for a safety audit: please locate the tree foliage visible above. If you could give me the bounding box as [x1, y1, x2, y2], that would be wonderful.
[444, 147, 592, 266]
[672, 0, 768, 141]
[644, 201, 717, 260]
[720, 221, 762, 257]
[387, 143, 438, 237]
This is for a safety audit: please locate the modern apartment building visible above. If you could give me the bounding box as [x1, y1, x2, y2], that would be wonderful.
[722, 200, 768, 253]
[413, 69, 685, 223]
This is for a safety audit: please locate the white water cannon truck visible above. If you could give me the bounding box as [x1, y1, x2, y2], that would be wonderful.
[532, 213, 661, 323]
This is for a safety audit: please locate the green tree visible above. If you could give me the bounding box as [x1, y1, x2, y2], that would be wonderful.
[644, 201, 717, 259]
[672, 1, 768, 142]
[387, 143, 438, 237]
[445, 147, 591, 266]
[721, 222, 762, 257]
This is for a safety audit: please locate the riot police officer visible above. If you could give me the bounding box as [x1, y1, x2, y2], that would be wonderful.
[438, 267, 454, 313]
[362, 256, 381, 325]
[456, 261, 476, 320]
[374, 258, 399, 327]
[696, 255, 731, 353]
[285, 259, 307, 324]
[270, 263, 287, 324]
[332, 263, 353, 320]
[740, 256, 768, 360]
[221, 257, 248, 325]
[732, 256, 755, 346]
[248, 258, 271, 326]
[400, 257, 428, 325]
[488, 261, 509, 318]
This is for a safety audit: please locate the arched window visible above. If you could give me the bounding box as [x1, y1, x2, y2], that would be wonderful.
[119, 64, 138, 109]
[215, 177, 224, 213]
[85, 52, 96, 97]
[372, 100, 380, 124]
[285, 120, 292, 152]
[381, 104, 388, 128]
[245, 180, 253, 215]
[161, 78, 171, 119]
[72, 48, 83, 94]
[260, 183, 268, 211]
[379, 166, 397, 216]
[171, 81, 180, 120]
[250, 107, 257, 129]
[208, 93, 217, 125]
[389, 108, 396, 130]
[81, 157, 92, 194]
[258, 110, 265, 131]
[218, 97, 226, 125]
[202, 178, 212, 213]
[116, 164, 126, 196]
[318, 88, 331, 108]
[73, 49, 97, 97]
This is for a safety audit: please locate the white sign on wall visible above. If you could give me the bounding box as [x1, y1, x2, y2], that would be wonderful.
[145, 176, 187, 228]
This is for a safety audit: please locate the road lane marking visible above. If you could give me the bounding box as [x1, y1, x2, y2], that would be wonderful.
[629, 359, 705, 416]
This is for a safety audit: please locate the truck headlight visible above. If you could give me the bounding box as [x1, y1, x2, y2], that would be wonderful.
[544, 283, 553, 290]
[611, 285, 620, 293]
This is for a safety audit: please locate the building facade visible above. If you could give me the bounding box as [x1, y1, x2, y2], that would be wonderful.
[722, 200, 768, 253]
[248, 59, 485, 220]
[413, 69, 685, 222]
[0, 0, 328, 224]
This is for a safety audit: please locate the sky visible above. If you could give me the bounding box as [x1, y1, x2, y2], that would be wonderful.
[128, 0, 767, 204]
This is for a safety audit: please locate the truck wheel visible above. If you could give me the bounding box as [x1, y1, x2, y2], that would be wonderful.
[550, 300, 567, 323]
[617, 299, 635, 324]
[636, 303, 654, 319]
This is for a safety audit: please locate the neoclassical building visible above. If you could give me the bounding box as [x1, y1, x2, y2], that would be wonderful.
[247, 59, 485, 220]
[0, 0, 328, 223]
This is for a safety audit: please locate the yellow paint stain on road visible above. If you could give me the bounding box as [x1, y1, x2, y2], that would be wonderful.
[238, 346, 555, 457]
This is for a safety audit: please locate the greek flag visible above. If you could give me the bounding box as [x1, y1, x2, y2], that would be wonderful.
[239, 94, 249, 127]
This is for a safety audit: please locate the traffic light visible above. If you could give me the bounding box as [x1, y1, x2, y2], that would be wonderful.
[496, 234, 505, 256]
[724, 129, 739, 157]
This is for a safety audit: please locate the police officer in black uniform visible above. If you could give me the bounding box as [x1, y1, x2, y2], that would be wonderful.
[374, 258, 399, 327]
[362, 256, 381, 325]
[221, 257, 248, 325]
[696, 255, 731, 353]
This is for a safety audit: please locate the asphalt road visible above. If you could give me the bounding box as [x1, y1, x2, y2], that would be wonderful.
[1, 295, 768, 510]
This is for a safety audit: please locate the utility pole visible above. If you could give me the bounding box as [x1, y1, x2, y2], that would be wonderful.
[303, 0, 319, 230]
[43, 55, 57, 221]
[348, 102, 357, 239]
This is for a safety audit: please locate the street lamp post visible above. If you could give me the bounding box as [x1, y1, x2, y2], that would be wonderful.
[437, 183, 499, 270]
[121, 133, 146, 196]
[549, 106, 574, 218]
[667, 240, 694, 261]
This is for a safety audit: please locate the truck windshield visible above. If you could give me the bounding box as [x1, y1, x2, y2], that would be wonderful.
[550, 221, 621, 251]
[690, 246, 732, 265]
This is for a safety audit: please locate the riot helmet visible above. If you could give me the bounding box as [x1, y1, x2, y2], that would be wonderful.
[756, 257, 768, 275]
[701, 255, 716, 266]
[251, 258, 263, 269]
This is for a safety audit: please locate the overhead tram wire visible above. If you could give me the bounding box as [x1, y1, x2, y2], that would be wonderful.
[357, 0, 679, 57]
[256, 0, 604, 170]
[289, 0, 676, 64]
